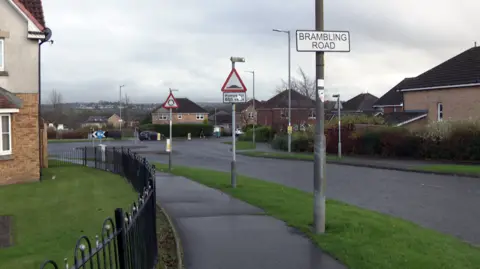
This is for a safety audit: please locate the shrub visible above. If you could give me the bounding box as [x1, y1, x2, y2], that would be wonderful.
[140, 124, 214, 137]
[271, 135, 289, 150]
[238, 126, 274, 142]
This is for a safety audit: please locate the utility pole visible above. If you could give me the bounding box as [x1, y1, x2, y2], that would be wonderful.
[313, 0, 326, 234]
[119, 85, 125, 135]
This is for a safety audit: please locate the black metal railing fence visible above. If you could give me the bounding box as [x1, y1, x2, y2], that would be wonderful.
[41, 146, 158, 269]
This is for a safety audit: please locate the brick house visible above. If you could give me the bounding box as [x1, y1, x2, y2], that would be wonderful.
[151, 98, 209, 124]
[0, 0, 51, 185]
[107, 114, 122, 128]
[374, 46, 480, 130]
[256, 90, 316, 131]
[235, 99, 260, 128]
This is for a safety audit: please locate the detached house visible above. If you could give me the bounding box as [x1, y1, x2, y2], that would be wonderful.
[151, 98, 209, 124]
[235, 99, 260, 128]
[257, 90, 316, 131]
[375, 45, 480, 129]
[0, 0, 51, 185]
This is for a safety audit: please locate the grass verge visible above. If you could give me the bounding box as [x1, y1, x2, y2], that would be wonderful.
[156, 207, 181, 269]
[416, 164, 480, 176]
[222, 141, 256, 150]
[0, 164, 137, 269]
[238, 150, 338, 161]
[153, 162, 480, 269]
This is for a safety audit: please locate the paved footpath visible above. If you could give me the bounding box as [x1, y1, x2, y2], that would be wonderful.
[155, 172, 346, 269]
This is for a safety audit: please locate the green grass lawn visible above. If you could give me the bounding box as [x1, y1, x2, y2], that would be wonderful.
[222, 141, 256, 150]
[239, 151, 338, 161]
[416, 164, 480, 175]
[0, 164, 137, 269]
[154, 163, 480, 269]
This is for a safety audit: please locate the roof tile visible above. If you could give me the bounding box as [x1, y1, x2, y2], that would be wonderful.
[373, 78, 416, 107]
[18, 0, 45, 28]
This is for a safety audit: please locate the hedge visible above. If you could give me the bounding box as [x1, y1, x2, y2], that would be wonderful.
[238, 126, 275, 142]
[140, 124, 214, 137]
[271, 120, 480, 161]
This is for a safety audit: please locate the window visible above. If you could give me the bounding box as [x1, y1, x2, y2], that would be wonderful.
[437, 103, 443, 121]
[248, 112, 254, 119]
[0, 39, 4, 71]
[308, 110, 316, 119]
[0, 114, 11, 155]
[280, 109, 288, 118]
[177, 114, 183, 119]
[160, 114, 169, 120]
[196, 114, 204, 120]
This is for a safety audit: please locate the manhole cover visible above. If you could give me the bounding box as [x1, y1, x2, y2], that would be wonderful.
[0, 216, 13, 248]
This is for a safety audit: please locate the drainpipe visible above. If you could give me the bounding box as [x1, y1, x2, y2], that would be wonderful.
[38, 28, 53, 181]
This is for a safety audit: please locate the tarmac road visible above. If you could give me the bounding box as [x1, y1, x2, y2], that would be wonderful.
[49, 138, 480, 245]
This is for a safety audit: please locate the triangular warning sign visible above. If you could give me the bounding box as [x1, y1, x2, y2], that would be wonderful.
[162, 92, 179, 109]
[221, 68, 247, 92]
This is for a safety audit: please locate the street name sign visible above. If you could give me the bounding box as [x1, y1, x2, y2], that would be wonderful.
[163, 92, 179, 109]
[221, 68, 247, 92]
[223, 92, 246, 103]
[296, 30, 350, 52]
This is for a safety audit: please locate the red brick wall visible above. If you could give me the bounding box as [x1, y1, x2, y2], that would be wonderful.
[257, 109, 316, 131]
[0, 93, 40, 185]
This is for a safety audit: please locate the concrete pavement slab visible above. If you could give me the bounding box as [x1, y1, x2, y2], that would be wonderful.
[155, 172, 346, 269]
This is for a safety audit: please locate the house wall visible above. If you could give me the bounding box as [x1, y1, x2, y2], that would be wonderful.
[403, 117, 428, 131]
[108, 115, 121, 127]
[152, 113, 209, 124]
[257, 108, 316, 131]
[403, 86, 480, 122]
[0, 94, 39, 185]
[0, 2, 41, 185]
[235, 105, 257, 128]
[0, 0, 40, 93]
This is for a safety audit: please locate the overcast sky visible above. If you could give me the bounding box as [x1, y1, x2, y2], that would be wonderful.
[40, 0, 479, 104]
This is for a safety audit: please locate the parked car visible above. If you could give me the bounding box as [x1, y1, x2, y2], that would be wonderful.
[139, 131, 160, 141]
[235, 128, 244, 137]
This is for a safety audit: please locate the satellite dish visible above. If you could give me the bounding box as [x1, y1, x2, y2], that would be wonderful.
[43, 27, 53, 42]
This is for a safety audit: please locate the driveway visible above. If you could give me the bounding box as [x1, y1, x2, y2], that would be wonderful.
[48, 139, 480, 245]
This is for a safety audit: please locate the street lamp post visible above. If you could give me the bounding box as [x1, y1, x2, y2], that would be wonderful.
[245, 71, 256, 146]
[230, 56, 245, 188]
[333, 94, 341, 158]
[119, 85, 125, 136]
[273, 29, 292, 153]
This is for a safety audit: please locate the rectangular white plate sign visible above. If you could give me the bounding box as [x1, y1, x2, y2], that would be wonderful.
[223, 92, 247, 103]
[296, 30, 350, 52]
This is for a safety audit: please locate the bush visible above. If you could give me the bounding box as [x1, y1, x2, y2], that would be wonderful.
[238, 126, 274, 142]
[271, 135, 289, 150]
[140, 124, 214, 137]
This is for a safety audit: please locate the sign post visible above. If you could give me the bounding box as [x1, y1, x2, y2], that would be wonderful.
[162, 89, 179, 172]
[296, 26, 350, 234]
[222, 57, 247, 188]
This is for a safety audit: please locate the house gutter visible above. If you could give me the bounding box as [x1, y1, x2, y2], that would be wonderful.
[38, 28, 52, 181]
[399, 82, 480, 92]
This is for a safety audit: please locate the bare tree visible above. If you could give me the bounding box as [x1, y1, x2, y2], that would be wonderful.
[49, 89, 63, 111]
[275, 67, 316, 99]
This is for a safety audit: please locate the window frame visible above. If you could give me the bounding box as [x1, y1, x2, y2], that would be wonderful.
[0, 114, 12, 155]
[196, 114, 204, 120]
[280, 109, 288, 118]
[437, 102, 443, 121]
[248, 112, 254, 119]
[160, 114, 169, 120]
[308, 110, 316, 119]
[0, 39, 4, 71]
[177, 114, 183, 120]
